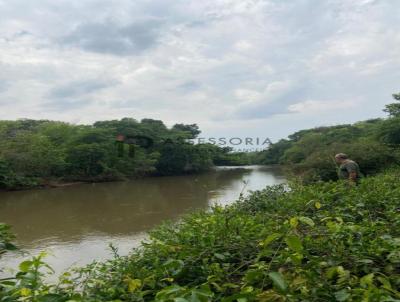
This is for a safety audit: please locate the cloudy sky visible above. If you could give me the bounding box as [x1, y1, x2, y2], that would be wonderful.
[0, 0, 399, 143]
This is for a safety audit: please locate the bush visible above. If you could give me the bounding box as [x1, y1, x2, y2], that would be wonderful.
[260, 116, 400, 182]
[3, 172, 399, 301]
[0, 158, 39, 190]
[69, 172, 400, 301]
[285, 141, 400, 183]
[377, 116, 400, 145]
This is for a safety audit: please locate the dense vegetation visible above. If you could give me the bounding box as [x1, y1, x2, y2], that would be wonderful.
[259, 93, 400, 182]
[213, 149, 261, 166]
[1, 93, 400, 300]
[1, 171, 399, 301]
[0, 118, 251, 190]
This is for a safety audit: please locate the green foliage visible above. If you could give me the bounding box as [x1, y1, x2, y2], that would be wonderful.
[0, 159, 15, 189]
[213, 148, 259, 166]
[260, 119, 400, 182]
[156, 143, 214, 175]
[257, 93, 400, 181]
[0, 158, 39, 190]
[185, 144, 214, 172]
[0, 132, 65, 178]
[0, 252, 63, 301]
[0, 119, 217, 189]
[66, 143, 108, 178]
[259, 139, 293, 165]
[156, 143, 190, 175]
[286, 140, 399, 183]
[383, 92, 400, 117]
[3, 172, 399, 301]
[377, 116, 400, 145]
[172, 124, 201, 139]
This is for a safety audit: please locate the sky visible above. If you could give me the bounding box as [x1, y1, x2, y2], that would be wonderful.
[0, 0, 399, 145]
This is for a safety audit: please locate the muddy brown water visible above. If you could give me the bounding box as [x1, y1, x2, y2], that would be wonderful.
[0, 165, 285, 278]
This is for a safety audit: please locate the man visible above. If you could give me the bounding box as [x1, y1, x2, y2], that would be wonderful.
[335, 153, 362, 185]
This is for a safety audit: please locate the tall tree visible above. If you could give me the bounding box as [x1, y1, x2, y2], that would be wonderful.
[172, 124, 201, 139]
[383, 92, 400, 117]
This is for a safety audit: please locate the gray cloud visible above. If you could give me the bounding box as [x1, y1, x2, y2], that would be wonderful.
[42, 99, 94, 111]
[61, 19, 165, 56]
[44, 78, 119, 111]
[49, 78, 119, 99]
[0, 0, 399, 138]
[0, 80, 10, 93]
[177, 81, 202, 93]
[233, 87, 309, 119]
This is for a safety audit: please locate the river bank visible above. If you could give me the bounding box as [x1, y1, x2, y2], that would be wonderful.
[0, 164, 283, 192]
[1, 170, 399, 301]
[0, 165, 285, 279]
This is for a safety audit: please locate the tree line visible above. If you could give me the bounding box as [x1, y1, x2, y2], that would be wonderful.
[258, 93, 400, 182]
[0, 118, 248, 190]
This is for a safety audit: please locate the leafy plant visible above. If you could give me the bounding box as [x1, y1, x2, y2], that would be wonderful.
[2, 171, 400, 301]
[0, 223, 16, 258]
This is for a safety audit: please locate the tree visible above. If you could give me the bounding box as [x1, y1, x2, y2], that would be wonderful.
[261, 139, 292, 164]
[377, 116, 400, 145]
[172, 124, 201, 139]
[1, 132, 65, 177]
[66, 144, 107, 178]
[383, 92, 400, 117]
[0, 158, 13, 189]
[156, 143, 188, 175]
[186, 144, 214, 171]
[0, 118, 218, 188]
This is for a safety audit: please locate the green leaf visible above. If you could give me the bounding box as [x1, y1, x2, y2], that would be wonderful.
[214, 253, 225, 260]
[37, 294, 65, 302]
[19, 260, 33, 272]
[189, 288, 214, 302]
[298, 216, 315, 227]
[334, 289, 350, 301]
[377, 276, 392, 290]
[127, 278, 142, 293]
[356, 259, 374, 264]
[326, 267, 338, 279]
[156, 285, 184, 299]
[285, 235, 303, 253]
[289, 217, 298, 228]
[163, 259, 185, 276]
[260, 233, 281, 247]
[19, 288, 31, 297]
[220, 292, 253, 302]
[268, 272, 288, 293]
[4, 243, 17, 251]
[360, 273, 374, 288]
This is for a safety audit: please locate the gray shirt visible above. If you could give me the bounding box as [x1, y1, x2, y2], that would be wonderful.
[338, 160, 361, 182]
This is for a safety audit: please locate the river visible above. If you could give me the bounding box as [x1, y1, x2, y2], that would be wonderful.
[0, 165, 285, 278]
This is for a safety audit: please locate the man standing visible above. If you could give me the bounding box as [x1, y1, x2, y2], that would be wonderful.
[335, 153, 362, 185]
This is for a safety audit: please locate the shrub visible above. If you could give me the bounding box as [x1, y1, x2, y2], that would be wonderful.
[3, 172, 398, 301]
